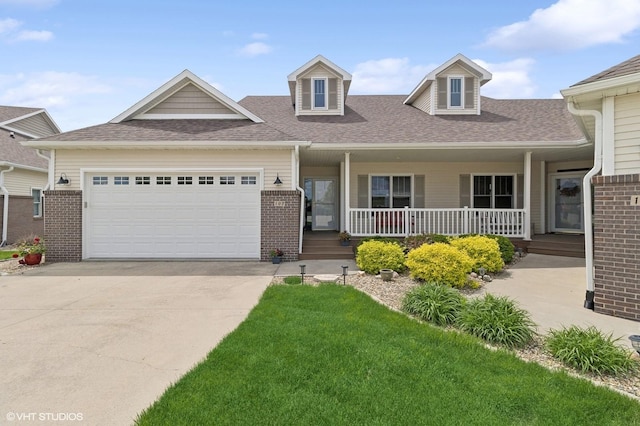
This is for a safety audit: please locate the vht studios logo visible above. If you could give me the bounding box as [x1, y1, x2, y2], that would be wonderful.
[6, 412, 84, 422]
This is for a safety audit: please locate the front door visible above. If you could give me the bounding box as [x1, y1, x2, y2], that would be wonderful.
[304, 178, 338, 231]
[550, 174, 584, 233]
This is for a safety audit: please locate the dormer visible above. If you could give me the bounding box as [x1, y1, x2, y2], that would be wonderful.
[404, 53, 491, 116]
[287, 55, 352, 116]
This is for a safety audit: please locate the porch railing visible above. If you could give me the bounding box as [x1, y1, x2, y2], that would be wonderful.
[348, 207, 525, 238]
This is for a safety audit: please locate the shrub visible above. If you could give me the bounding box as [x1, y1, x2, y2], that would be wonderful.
[356, 240, 406, 275]
[405, 243, 473, 288]
[486, 234, 516, 264]
[545, 326, 638, 376]
[355, 236, 402, 256]
[402, 283, 465, 326]
[450, 235, 504, 273]
[283, 276, 302, 285]
[457, 294, 536, 348]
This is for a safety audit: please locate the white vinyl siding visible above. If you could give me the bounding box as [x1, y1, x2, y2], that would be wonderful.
[145, 83, 237, 115]
[614, 93, 640, 174]
[296, 63, 343, 116]
[411, 88, 432, 115]
[7, 113, 57, 138]
[54, 149, 293, 191]
[2, 169, 48, 196]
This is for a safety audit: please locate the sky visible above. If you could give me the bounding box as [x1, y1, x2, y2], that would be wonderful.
[1, 0, 639, 132]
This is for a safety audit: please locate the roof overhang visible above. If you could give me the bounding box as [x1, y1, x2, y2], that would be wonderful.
[21, 140, 311, 150]
[561, 72, 640, 103]
[0, 161, 47, 173]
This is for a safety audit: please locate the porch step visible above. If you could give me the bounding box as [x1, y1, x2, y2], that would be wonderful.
[301, 231, 355, 260]
[525, 235, 585, 258]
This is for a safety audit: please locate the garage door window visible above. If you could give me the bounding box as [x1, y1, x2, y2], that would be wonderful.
[220, 176, 235, 185]
[199, 176, 214, 185]
[157, 176, 171, 185]
[136, 176, 150, 185]
[114, 177, 129, 185]
[178, 176, 193, 185]
[93, 176, 108, 185]
[241, 176, 257, 185]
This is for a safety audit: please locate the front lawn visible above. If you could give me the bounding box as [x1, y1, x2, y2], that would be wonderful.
[0, 250, 18, 260]
[135, 284, 640, 425]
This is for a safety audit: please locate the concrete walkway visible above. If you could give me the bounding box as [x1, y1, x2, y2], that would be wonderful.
[483, 254, 640, 350]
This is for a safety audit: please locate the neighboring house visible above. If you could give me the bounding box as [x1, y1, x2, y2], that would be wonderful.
[561, 54, 640, 321]
[0, 106, 60, 245]
[24, 54, 589, 264]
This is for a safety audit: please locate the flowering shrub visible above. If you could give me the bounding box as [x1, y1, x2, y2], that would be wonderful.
[405, 243, 473, 288]
[450, 235, 503, 273]
[16, 237, 46, 256]
[356, 240, 406, 274]
[270, 248, 284, 257]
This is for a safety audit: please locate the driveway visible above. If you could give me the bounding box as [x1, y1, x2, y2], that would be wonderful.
[0, 262, 274, 425]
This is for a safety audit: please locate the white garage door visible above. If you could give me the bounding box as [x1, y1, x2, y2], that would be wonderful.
[85, 172, 260, 259]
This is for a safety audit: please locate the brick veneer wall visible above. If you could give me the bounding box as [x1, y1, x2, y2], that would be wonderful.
[43, 190, 82, 262]
[592, 174, 640, 320]
[0, 196, 44, 243]
[261, 190, 301, 261]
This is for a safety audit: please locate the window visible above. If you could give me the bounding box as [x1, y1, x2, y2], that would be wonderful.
[473, 175, 514, 208]
[371, 175, 412, 208]
[449, 77, 463, 108]
[92, 176, 108, 185]
[135, 176, 150, 185]
[312, 78, 327, 109]
[220, 176, 235, 185]
[156, 176, 171, 185]
[199, 176, 214, 185]
[32, 188, 42, 217]
[177, 176, 193, 185]
[241, 176, 257, 185]
[114, 176, 129, 185]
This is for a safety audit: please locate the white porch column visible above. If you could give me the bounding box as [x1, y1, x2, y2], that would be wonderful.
[540, 160, 546, 234]
[524, 151, 532, 240]
[344, 152, 350, 233]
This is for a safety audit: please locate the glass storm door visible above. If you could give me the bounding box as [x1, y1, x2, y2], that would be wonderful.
[305, 178, 337, 231]
[551, 175, 584, 233]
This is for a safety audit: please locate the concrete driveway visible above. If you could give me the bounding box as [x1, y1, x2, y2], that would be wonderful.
[0, 262, 274, 425]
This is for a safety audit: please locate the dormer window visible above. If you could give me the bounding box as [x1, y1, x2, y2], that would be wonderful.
[313, 78, 327, 109]
[448, 77, 463, 108]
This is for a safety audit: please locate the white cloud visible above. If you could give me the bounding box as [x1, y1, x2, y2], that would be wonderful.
[237, 42, 273, 57]
[483, 0, 640, 51]
[474, 58, 536, 98]
[350, 58, 433, 94]
[0, 18, 20, 33]
[14, 30, 53, 42]
[251, 32, 268, 40]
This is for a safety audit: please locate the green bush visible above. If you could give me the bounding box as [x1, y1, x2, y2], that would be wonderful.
[486, 234, 516, 264]
[402, 283, 466, 326]
[355, 236, 402, 256]
[457, 294, 536, 348]
[450, 235, 504, 273]
[283, 276, 302, 285]
[545, 326, 638, 376]
[405, 243, 473, 288]
[429, 233, 451, 244]
[356, 240, 406, 275]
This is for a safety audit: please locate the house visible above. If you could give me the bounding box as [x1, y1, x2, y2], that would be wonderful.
[23, 54, 589, 264]
[0, 106, 60, 245]
[561, 54, 640, 321]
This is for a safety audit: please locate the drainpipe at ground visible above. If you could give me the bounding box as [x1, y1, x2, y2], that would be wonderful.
[0, 166, 15, 246]
[567, 102, 603, 310]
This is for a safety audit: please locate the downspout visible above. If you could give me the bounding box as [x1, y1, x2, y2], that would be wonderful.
[294, 146, 305, 255]
[1, 166, 15, 246]
[567, 102, 602, 310]
[36, 149, 53, 191]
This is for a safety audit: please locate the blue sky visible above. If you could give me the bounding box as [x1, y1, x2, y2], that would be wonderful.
[1, 0, 639, 131]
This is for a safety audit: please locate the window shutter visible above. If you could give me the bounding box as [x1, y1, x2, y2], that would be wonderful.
[414, 175, 425, 208]
[459, 174, 470, 207]
[464, 77, 474, 109]
[301, 79, 311, 110]
[328, 78, 338, 109]
[437, 77, 447, 109]
[357, 175, 369, 208]
[517, 174, 524, 209]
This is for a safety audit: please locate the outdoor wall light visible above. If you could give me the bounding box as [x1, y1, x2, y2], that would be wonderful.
[273, 174, 283, 186]
[57, 173, 70, 185]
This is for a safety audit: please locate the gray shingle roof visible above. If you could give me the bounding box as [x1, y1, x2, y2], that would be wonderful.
[238, 95, 583, 144]
[0, 105, 41, 123]
[41, 119, 300, 142]
[1, 130, 48, 168]
[572, 54, 640, 86]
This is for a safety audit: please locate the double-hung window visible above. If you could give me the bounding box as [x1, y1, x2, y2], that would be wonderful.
[32, 188, 42, 218]
[449, 76, 463, 108]
[473, 175, 514, 208]
[371, 176, 412, 208]
[312, 78, 327, 109]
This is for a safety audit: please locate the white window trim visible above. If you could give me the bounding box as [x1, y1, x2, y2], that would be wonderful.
[368, 174, 414, 208]
[312, 77, 328, 110]
[470, 174, 517, 209]
[31, 187, 43, 218]
[447, 76, 464, 109]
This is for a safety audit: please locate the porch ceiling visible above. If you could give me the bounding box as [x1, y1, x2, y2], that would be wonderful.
[300, 144, 594, 166]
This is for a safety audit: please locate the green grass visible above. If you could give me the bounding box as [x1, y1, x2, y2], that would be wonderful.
[0, 250, 18, 260]
[135, 284, 640, 425]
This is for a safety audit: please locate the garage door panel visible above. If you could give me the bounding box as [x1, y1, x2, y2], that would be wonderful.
[86, 172, 261, 259]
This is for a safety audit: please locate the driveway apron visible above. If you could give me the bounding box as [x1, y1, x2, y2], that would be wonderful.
[0, 263, 272, 425]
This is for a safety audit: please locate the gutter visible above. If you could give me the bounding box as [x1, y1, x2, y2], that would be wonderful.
[294, 145, 304, 255]
[566, 102, 603, 310]
[0, 166, 15, 246]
